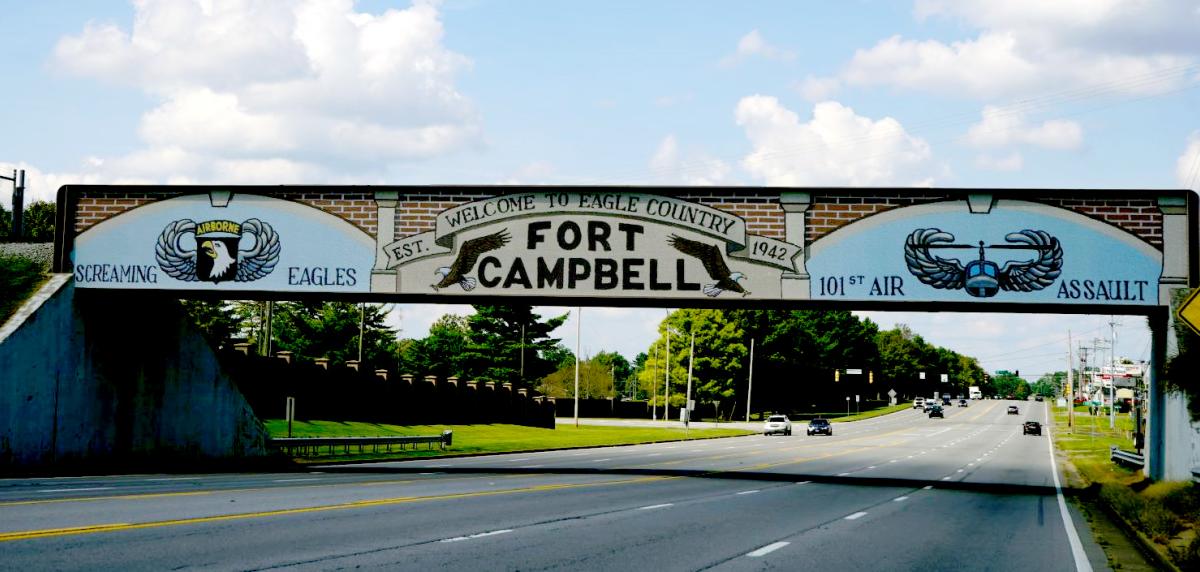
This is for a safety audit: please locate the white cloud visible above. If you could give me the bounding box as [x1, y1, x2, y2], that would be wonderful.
[734, 97, 937, 186]
[1177, 131, 1200, 189]
[50, 0, 479, 183]
[719, 30, 795, 67]
[649, 135, 732, 186]
[965, 106, 1083, 150]
[839, 0, 1198, 99]
[974, 152, 1023, 172]
[794, 75, 841, 102]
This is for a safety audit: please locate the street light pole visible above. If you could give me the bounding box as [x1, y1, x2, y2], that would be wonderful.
[685, 328, 695, 437]
[651, 344, 658, 421]
[665, 326, 671, 423]
[574, 307, 581, 428]
[520, 323, 525, 383]
[745, 337, 755, 422]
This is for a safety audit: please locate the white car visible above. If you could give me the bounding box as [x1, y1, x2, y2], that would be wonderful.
[763, 415, 792, 436]
[912, 397, 926, 410]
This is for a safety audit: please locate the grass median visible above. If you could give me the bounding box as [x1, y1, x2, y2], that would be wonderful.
[265, 420, 754, 463]
[1051, 405, 1200, 569]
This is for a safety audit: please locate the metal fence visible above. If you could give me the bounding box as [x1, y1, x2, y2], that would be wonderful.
[269, 430, 453, 456]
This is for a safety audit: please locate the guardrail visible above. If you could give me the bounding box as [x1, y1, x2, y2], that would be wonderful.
[1109, 445, 1145, 469]
[269, 430, 453, 456]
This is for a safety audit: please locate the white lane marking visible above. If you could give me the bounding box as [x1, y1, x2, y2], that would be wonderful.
[1047, 426, 1093, 572]
[845, 511, 868, 520]
[736, 490, 760, 495]
[837, 472, 852, 476]
[893, 496, 909, 502]
[795, 481, 811, 485]
[907, 455, 914, 459]
[967, 463, 975, 466]
[273, 478, 320, 483]
[956, 469, 964, 473]
[889, 460, 897, 463]
[439, 529, 513, 543]
[507, 458, 532, 462]
[646, 453, 661, 457]
[941, 477, 952, 481]
[746, 541, 790, 557]
[638, 503, 674, 510]
[145, 477, 193, 482]
[592, 458, 612, 463]
[519, 465, 544, 469]
[37, 487, 114, 493]
[428, 464, 451, 468]
[867, 466, 876, 469]
[662, 446, 677, 450]
[418, 472, 437, 475]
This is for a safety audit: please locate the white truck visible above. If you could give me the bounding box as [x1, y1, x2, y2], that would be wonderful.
[969, 386, 982, 400]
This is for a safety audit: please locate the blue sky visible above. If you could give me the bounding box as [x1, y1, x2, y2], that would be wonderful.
[3, 0, 1197, 379]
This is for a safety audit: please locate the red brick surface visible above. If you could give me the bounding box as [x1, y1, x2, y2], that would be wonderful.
[71, 189, 1164, 250]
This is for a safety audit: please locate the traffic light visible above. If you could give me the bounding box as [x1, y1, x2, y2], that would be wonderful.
[869, 371, 874, 384]
[835, 370, 840, 382]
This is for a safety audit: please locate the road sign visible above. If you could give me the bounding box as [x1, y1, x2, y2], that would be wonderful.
[887, 389, 897, 397]
[855, 395, 860, 402]
[846, 368, 863, 375]
[919, 372, 925, 380]
[1177, 287, 1200, 336]
[687, 399, 696, 411]
[940, 374, 948, 383]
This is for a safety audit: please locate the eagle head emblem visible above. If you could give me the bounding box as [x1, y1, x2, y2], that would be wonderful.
[156, 218, 281, 284]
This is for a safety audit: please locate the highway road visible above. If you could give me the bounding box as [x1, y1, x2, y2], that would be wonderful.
[0, 400, 1107, 571]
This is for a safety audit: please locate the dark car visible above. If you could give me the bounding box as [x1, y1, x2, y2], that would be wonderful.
[928, 405, 944, 418]
[807, 418, 832, 436]
[957, 399, 968, 407]
[941, 396, 952, 406]
[1023, 421, 1042, 435]
[1034, 395, 1044, 402]
[1007, 405, 1019, 415]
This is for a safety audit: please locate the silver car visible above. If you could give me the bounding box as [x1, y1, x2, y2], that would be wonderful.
[763, 415, 792, 436]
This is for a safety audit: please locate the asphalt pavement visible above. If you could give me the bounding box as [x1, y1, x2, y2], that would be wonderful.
[0, 400, 1107, 571]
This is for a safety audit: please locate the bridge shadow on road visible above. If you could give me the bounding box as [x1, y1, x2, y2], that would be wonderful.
[315, 465, 1065, 497]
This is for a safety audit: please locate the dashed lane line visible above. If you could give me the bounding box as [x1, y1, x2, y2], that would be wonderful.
[746, 541, 790, 557]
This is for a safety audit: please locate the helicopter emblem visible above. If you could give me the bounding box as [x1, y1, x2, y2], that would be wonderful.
[903, 228, 1063, 298]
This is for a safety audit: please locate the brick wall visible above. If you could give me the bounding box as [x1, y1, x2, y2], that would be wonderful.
[805, 191, 1164, 249]
[75, 192, 180, 234]
[71, 189, 1164, 250]
[273, 191, 378, 237]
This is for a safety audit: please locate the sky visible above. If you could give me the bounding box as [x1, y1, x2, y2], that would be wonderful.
[2, 0, 1197, 379]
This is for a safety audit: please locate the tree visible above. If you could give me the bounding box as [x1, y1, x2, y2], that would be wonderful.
[23, 201, 56, 242]
[541, 343, 576, 370]
[397, 314, 469, 378]
[538, 355, 614, 399]
[270, 301, 397, 368]
[181, 299, 244, 349]
[0, 201, 10, 238]
[461, 305, 568, 387]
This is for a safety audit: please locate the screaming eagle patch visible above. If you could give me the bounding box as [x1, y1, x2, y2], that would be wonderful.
[155, 218, 281, 283]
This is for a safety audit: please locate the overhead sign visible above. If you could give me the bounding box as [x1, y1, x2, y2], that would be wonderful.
[383, 192, 802, 299]
[1177, 288, 1200, 336]
[806, 200, 1162, 305]
[73, 194, 373, 292]
[845, 368, 863, 375]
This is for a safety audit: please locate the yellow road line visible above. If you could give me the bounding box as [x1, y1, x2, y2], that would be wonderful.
[0, 475, 670, 543]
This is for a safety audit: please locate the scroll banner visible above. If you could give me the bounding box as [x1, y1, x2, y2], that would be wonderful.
[382, 192, 801, 272]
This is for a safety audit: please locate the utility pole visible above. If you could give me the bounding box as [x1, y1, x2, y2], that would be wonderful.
[1067, 330, 1074, 427]
[0, 169, 25, 239]
[1109, 317, 1120, 429]
[745, 337, 755, 423]
[520, 323, 526, 383]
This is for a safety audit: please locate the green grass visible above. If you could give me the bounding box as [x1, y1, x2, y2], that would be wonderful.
[265, 420, 754, 462]
[825, 403, 911, 422]
[0, 255, 48, 324]
[1051, 407, 1139, 485]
